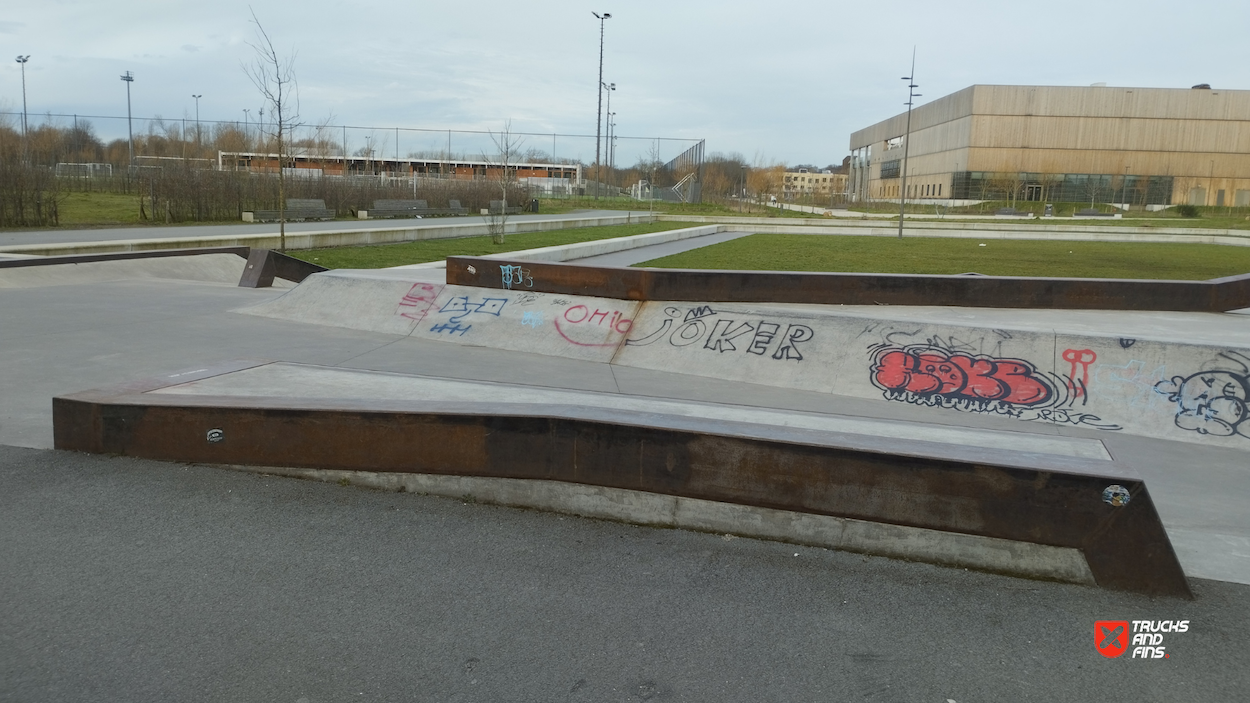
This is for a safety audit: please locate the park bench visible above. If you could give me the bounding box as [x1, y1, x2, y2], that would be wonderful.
[487, 199, 522, 216]
[361, 199, 432, 219]
[242, 198, 335, 222]
[446, 200, 468, 215]
[1075, 208, 1115, 217]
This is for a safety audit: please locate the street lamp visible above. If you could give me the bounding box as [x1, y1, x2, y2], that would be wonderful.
[741, 165, 748, 213]
[192, 94, 202, 149]
[15, 55, 29, 162]
[609, 112, 617, 174]
[592, 11, 612, 199]
[898, 50, 921, 239]
[603, 81, 615, 185]
[120, 70, 135, 171]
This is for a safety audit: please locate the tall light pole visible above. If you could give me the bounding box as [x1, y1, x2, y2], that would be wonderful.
[603, 81, 615, 185]
[609, 112, 617, 174]
[15, 55, 30, 163]
[120, 71, 135, 172]
[898, 50, 920, 239]
[592, 11, 611, 199]
[192, 94, 202, 150]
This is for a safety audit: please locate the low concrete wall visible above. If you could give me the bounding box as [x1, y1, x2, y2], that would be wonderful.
[390, 224, 723, 270]
[0, 214, 657, 257]
[243, 465, 1095, 585]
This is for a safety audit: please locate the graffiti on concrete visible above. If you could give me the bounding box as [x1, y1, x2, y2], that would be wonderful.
[1063, 349, 1097, 399]
[872, 346, 1054, 405]
[427, 295, 508, 334]
[1154, 353, 1250, 439]
[626, 306, 814, 361]
[395, 283, 443, 323]
[553, 304, 634, 347]
[1090, 359, 1173, 412]
[868, 341, 1120, 430]
[860, 323, 1018, 360]
[500, 265, 533, 290]
[521, 311, 544, 328]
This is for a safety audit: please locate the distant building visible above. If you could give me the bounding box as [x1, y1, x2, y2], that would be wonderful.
[848, 84, 1250, 207]
[782, 168, 847, 199]
[217, 151, 580, 182]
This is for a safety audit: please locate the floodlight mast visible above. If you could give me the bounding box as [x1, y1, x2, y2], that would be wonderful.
[603, 81, 615, 185]
[898, 49, 920, 239]
[15, 55, 30, 163]
[192, 94, 202, 149]
[592, 11, 611, 199]
[120, 70, 135, 171]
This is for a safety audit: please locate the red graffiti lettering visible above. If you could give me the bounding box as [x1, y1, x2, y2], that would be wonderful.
[396, 283, 442, 322]
[871, 347, 1054, 406]
[555, 304, 635, 346]
[564, 305, 589, 323]
[1062, 349, 1097, 398]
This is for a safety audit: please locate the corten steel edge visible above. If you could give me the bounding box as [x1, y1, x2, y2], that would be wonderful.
[445, 256, 1250, 312]
[53, 360, 1191, 598]
[0, 246, 326, 288]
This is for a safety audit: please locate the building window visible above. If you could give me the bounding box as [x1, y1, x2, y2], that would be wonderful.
[880, 160, 901, 179]
[886, 136, 903, 151]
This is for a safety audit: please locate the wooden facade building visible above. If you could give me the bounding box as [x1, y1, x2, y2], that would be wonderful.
[848, 84, 1250, 207]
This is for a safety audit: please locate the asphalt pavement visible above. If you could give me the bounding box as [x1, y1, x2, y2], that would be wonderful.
[3, 444, 1246, 703]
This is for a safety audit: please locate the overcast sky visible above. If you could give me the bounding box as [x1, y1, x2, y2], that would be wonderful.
[2, 0, 1246, 168]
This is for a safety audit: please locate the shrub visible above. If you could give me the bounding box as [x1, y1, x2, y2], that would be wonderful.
[1175, 204, 1200, 218]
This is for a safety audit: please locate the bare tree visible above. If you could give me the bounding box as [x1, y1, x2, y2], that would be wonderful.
[1081, 175, 1106, 208]
[483, 121, 524, 245]
[1037, 169, 1063, 205]
[243, 9, 300, 252]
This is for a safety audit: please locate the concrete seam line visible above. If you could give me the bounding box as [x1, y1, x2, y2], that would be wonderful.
[221, 464, 1095, 585]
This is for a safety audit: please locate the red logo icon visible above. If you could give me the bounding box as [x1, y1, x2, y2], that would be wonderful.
[1096, 620, 1129, 658]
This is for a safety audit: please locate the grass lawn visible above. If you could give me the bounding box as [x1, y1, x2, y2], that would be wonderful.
[635, 233, 1250, 280]
[291, 222, 700, 269]
[58, 192, 147, 226]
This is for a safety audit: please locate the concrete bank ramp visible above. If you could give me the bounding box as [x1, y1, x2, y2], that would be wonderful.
[238, 269, 1250, 450]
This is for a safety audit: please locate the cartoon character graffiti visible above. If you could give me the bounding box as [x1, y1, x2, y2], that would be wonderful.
[1154, 369, 1250, 438]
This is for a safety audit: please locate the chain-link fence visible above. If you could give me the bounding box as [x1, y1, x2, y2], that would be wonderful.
[0, 110, 704, 225]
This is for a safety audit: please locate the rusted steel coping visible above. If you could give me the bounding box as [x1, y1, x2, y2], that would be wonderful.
[0, 245, 327, 287]
[0, 246, 252, 268]
[445, 255, 1250, 312]
[238, 249, 328, 287]
[53, 360, 1191, 598]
